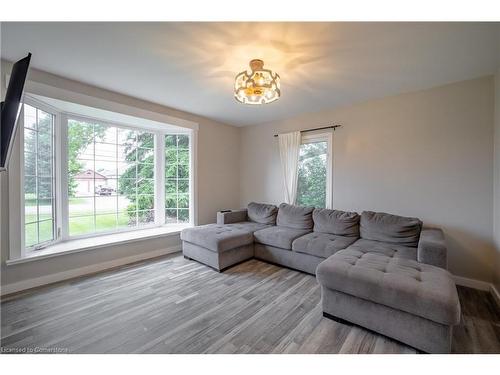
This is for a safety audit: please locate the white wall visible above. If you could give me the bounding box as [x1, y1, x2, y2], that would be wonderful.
[494, 67, 500, 292]
[0, 60, 241, 292]
[240, 76, 495, 283]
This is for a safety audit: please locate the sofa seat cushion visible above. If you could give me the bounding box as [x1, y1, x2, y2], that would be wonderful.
[316, 248, 460, 325]
[292, 232, 358, 259]
[254, 226, 311, 250]
[225, 221, 271, 233]
[181, 224, 253, 253]
[360, 211, 422, 247]
[347, 239, 417, 261]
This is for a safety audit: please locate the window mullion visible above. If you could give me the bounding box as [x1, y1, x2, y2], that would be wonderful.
[327, 132, 333, 209]
[155, 133, 165, 225]
[59, 114, 69, 240]
[93, 124, 96, 233]
[35, 110, 40, 244]
[18, 106, 26, 258]
[190, 130, 197, 226]
[176, 136, 179, 223]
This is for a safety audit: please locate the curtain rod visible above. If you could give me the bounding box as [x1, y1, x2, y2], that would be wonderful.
[273, 125, 341, 137]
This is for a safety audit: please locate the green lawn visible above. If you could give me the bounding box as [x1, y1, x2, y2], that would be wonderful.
[25, 211, 133, 247]
[68, 211, 131, 236]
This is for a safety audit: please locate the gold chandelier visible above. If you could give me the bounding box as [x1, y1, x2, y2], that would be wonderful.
[234, 59, 281, 105]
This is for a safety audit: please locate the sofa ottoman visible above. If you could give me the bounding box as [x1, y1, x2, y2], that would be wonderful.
[316, 248, 461, 353]
[181, 202, 278, 271]
[181, 224, 255, 271]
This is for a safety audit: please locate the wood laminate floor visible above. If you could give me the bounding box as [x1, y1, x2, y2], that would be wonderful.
[1, 254, 499, 354]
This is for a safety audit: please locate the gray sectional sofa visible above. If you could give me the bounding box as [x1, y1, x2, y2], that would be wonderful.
[180, 202, 461, 353]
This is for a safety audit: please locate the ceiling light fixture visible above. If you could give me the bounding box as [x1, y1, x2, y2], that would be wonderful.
[234, 59, 281, 105]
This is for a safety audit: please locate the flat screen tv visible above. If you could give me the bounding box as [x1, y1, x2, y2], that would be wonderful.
[0, 53, 32, 171]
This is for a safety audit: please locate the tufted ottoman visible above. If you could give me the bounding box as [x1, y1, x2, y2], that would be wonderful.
[180, 224, 256, 271]
[316, 247, 461, 353]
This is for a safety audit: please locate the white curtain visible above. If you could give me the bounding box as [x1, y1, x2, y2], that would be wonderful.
[278, 131, 301, 204]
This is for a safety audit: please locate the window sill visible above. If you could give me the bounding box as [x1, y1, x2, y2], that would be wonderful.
[6, 224, 190, 266]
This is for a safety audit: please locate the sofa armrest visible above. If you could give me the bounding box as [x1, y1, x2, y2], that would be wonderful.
[417, 228, 447, 269]
[216, 209, 248, 224]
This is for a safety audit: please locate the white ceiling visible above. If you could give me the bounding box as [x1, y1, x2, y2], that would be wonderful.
[1, 22, 499, 127]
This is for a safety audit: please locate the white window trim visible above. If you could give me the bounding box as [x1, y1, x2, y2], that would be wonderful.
[8, 94, 198, 261]
[8, 104, 24, 261]
[299, 131, 333, 209]
[11, 97, 61, 258]
[61, 114, 160, 241]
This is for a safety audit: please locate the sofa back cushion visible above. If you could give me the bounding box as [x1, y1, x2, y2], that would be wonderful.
[276, 203, 314, 230]
[313, 208, 360, 237]
[360, 211, 422, 247]
[247, 202, 279, 225]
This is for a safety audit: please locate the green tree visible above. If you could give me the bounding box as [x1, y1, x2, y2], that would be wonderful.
[24, 108, 53, 206]
[165, 134, 190, 223]
[118, 133, 190, 224]
[23, 124, 37, 204]
[67, 120, 106, 197]
[118, 131, 155, 223]
[296, 142, 327, 208]
[23, 107, 55, 245]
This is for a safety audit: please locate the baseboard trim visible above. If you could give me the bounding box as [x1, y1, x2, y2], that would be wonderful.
[0, 245, 181, 297]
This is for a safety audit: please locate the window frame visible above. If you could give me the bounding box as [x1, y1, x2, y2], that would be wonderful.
[63, 114, 161, 240]
[9, 94, 197, 259]
[297, 131, 333, 209]
[19, 97, 62, 253]
[164, 134, 191, 225]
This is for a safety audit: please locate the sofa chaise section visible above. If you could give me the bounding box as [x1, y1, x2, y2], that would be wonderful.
[181, 224, 255, 271]
[317, 250, 460, 353]
[316, 211, 460, 353]
[181, 202, 278, 271]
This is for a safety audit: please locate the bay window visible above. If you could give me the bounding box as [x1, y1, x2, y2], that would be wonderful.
[12, 95, 195, 256]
